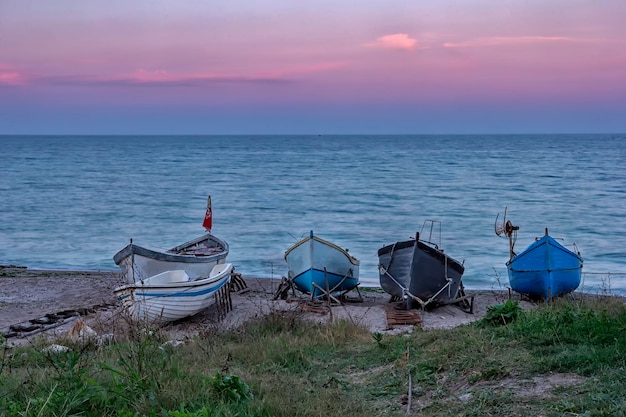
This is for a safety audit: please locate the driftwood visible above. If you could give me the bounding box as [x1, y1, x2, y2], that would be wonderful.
[273, 276, 295, 300]
[229, 271, 248, 292]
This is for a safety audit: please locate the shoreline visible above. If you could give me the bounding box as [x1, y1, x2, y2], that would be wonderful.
[4, 264, 622, 298]
[2, 266, 624, 347]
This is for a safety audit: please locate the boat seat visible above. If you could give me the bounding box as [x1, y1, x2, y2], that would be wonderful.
[210, 263, 233, 278]
[147, 270, 190, 285]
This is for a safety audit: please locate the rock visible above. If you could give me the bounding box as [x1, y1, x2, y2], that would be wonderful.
[98, 333, 115, 345]
[458, 393, 473, 403]
[42, 344, 70, 354]
[31, 316, 52, 325]
[162, 340, 186, 348]
[69, 320, 98, 343]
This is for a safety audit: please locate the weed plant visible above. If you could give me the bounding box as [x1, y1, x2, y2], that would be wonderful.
[1, 295, 626, 416]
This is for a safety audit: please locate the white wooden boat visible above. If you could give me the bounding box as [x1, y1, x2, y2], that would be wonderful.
[114, 263, 233, 324]
[113, 233, 229, 283]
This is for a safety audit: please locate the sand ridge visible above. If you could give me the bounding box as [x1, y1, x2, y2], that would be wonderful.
[0, 267, 530, 345]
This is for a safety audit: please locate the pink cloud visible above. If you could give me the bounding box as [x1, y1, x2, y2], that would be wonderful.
[443, 36, 577, 48]
[18, 61, 345, 88]
[54, 70, 283, 86]
[130, 69, 197, 83]
[261, 62, 345, 79]
[91, 63, 343, 86]
[365, 34, 418, 51]
[0, 63, 28, 86]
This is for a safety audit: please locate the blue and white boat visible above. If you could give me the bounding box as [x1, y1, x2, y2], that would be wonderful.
[114, 263, 233, 324]
[496, 210, 583, 301]
[284, 231, 360, 299]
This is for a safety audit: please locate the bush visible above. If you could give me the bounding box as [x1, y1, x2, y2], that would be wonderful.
[481, 300, 522, 326]
[209, 372, 253, 403]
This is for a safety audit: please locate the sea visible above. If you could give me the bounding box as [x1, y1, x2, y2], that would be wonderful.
[1, 135, 625, 294]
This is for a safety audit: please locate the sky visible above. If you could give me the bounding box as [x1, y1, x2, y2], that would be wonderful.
[1, 0, 625, 134]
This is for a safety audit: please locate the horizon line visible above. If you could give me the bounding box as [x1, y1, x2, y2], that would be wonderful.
[1, 132, 624, 137]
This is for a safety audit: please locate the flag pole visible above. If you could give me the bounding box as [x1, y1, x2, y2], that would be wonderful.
[202, 195, 213, 232]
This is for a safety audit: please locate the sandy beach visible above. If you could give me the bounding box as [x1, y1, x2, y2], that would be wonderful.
[1, 266, 534, 346]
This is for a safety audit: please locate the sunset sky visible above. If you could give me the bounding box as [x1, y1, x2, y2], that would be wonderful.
[1, 0, 625, 134]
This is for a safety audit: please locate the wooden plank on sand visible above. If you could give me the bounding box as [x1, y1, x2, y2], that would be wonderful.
[385, 309, 423, 326]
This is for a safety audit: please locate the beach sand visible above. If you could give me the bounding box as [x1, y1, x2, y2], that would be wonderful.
[0, 266, 532, 346]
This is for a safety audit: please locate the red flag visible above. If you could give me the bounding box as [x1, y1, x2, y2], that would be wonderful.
[202, 196, 212, 231]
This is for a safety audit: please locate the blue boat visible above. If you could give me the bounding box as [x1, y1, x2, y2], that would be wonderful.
[496, 211, 583, 301]
[284, 231, 360, 299]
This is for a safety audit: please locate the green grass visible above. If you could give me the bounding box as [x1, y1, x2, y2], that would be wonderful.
[1, 296, 626, 416]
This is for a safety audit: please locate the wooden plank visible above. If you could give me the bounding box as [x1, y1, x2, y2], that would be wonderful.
[385, 309, 423, 326]
[298, 301, 330, 315]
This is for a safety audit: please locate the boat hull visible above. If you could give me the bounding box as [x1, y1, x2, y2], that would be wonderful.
[114, 264, 233, 324]
[113, 233, 229, 283]
[507, 234, 583, 301]
[285, 232, 360, 298]
[378, 237, 465, 308]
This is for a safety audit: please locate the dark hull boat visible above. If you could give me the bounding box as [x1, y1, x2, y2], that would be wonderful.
[496, 208, 583, 301]
[378, 224, 466, 310]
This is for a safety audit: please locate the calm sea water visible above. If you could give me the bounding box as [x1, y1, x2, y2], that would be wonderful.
[1, 135, 625, 294]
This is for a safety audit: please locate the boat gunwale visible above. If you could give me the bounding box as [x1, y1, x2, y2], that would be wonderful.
[113, 265, 233, 293]
[284, 234, 360, 266]
[377, 239, 416, 256]
[378, 238, 465, 275]
[113, 233, 229, 265]
[168, 233, 229, 253]
[506, 234, 583, 268]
